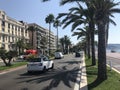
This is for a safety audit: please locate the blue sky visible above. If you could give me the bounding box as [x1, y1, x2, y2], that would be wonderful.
[0, 0, 120, 44]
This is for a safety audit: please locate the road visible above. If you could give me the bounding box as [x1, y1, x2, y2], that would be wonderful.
[0, 54, 82, 90]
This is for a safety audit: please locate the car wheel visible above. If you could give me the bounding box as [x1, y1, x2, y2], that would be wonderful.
[43, 66, 47, 72]
[51, 63, 54, 69]
[27, 71, 31, 73]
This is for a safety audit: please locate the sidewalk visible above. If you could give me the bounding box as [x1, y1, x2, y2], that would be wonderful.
[80, 53, 88, 90]
[106, 52, 120, 59]
[106, 52, 120, 74]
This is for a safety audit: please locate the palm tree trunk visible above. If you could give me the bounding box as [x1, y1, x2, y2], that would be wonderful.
[97, 22, 107, 80]
[32, 30, 34, 49]
[89, 21, 96, 65]
[57, 26, 58, 50]
[49, 23, 51, 55]
[87, 32, 91, 59]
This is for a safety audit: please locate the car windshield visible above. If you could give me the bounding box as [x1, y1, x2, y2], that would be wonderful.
[29, 58, 41, 62]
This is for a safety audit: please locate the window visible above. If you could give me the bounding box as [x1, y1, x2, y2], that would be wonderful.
[12, 30, 14, 35]
[2, 21, 5, 26]
[12, 37, 14, 42]
[8, 29, 10, 33]
[25, 30, 28, 36]
[12, 25, 14, 29]
[6, 36, 7, 41]
[1, 44, 5, 49]
[8, 36, 10, 42]
[2, 15, 5, 19]
[8, 23, 10, 28]
[2, 35, 5, 42]
[2, 28, 5, 32]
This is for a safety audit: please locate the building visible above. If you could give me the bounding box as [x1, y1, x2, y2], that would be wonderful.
[28, 23, 56, 54]
[28, 23, 47, 50]
[0, 10, 57, 54]
[0, 10, 29, 51]
[45, 29, 56, 51]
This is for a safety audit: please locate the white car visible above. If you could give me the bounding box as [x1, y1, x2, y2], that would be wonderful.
[54, 52, 64, 59]
[27, 56, 54, 73]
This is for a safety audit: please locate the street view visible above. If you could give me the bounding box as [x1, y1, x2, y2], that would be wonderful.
[1, 0, 120, 90]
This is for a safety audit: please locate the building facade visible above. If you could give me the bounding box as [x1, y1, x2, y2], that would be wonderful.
[28, 23, 56, 54]
[45, 29, 56, 51]
[0, 10, 57, 54]
[28, 23, 47, 50]
[0, 10, 29, 51]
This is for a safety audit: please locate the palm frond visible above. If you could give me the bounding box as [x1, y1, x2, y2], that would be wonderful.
[71, 20, 84, 31]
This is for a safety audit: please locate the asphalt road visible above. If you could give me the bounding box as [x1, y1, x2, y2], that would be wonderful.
[0, 54, 82, 90]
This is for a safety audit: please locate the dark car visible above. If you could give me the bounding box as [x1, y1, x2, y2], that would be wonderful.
[75, 52, 81, 57]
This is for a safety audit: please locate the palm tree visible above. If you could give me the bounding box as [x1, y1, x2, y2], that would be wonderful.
[72, 26, 90, 55]
[43, 0, 120, 80]
[92, 0, 120, 80]
[64, 35, 71, 54]
[53, 19, 61, 51]
[15, 39, 25, 55]
[45, 14, 54, 55]
[60, 0, 120, 80]
[59, 37, 65, 53]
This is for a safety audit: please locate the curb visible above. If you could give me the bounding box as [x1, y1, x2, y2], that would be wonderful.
[80, 53, 88, 90]
[0, 65, 26, 75]
[107, 64, 120, 74]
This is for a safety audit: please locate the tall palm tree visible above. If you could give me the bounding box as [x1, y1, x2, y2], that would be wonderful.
[57, 3, 92, 59]
[60, 0, 120, 80]
[59, 37, 65, 53]
[45, 14, 54, 55]
[92, 0, 120, 80]
[42, 0, 120, 80]
[53, 19, 61, 51]
[64, 35, 71, 54]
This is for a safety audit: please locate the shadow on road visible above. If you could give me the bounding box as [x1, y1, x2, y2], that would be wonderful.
[16, 66, 81, 90]
[59, 60, 81, 65]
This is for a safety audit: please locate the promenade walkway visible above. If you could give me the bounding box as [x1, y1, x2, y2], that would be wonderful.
[106, 52, 120, 73]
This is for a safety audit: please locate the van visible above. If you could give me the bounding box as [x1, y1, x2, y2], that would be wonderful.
[55, 52, 64, 59]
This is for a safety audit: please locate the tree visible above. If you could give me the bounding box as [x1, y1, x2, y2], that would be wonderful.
[15, 39, 25, 55]
[42, 0, 120, 80]
[72, 26, 90, 55]
[92, 0, 120, 80]
[0, 48, 17, 66]
[59, 35, 71, 54]
[59, 37, 65, 53]
[6, 50, 18, 66]
[60, 0, 120, 81]
[53, 19, 61, 51]
[45, 14, 54, 56]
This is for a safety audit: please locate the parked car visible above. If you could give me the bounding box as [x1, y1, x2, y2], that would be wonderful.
[75, 52, 81, 57]
[16, 55, 25, 62]
[27, 55, 54, 73]
[54, 52, 64, 59]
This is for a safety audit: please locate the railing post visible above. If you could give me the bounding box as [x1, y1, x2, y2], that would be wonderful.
[109, 60, 112, 71]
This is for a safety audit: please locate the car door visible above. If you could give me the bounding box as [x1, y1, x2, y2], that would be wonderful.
[43, 57, 51, 69]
